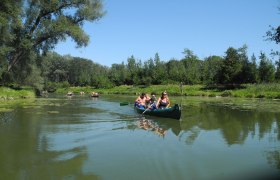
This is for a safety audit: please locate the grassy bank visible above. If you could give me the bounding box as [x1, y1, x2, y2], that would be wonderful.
[0, 87, 35, 100]
[57, 83, 280, 99]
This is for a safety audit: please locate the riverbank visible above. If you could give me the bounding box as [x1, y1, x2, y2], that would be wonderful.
[0, 87, 35, 100]
[2, 84, 277, 100]
[56, 84, 280, 99]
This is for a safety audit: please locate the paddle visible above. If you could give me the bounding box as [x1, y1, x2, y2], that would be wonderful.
[120, 102, 128, 106]
[142, 107, 149, 114]
[142, 105, 151, 114]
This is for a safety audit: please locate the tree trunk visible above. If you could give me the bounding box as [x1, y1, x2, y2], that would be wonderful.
[8, 51, 23, 72]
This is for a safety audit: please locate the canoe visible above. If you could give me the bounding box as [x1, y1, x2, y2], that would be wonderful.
[135, 104, 181, 120]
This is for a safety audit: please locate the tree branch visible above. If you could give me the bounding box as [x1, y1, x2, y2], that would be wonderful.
[29, 2, 74, 35]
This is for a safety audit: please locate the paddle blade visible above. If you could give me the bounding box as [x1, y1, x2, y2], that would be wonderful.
[120, 102, 129, 106]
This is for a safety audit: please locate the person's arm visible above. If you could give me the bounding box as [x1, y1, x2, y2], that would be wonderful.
[166, 97, 170, 108]
[156, 98, 160, 108]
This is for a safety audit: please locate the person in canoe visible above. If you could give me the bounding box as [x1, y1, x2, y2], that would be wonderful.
[147, 92, 157, 110]
[156, 91, 170, 109]
[91, 92, 99, 97]
[135, 93, 148, 109]
[67, 91, 74, 96]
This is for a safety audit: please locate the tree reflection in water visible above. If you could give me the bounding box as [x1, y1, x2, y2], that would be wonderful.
[132, 104, 280, 173]
[180, 104, 280, 145]
[267, 150, 280, 170]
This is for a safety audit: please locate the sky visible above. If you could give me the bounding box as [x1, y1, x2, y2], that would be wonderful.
[54, 0, 280, 67]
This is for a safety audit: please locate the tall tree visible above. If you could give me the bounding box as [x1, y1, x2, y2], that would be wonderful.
[274, 59, 280, 82]
[0, 0, 22, 82]
[238, 45, 257, 83]
[202, 56, 223, 85]
[3, 0, 104, 74]
[219, 47, 242, 84]
[126, 56, 137, 85]
[153, 53, 166, 84]
[181, 49, 203, 84]
[249, 54, 258, 83]
[258, 52, 275, 83]
[109, 63, 127, 86]
[166, 59, 185, 83]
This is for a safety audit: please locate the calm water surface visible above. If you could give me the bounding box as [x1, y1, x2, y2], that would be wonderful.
[0, 95, 280, 180]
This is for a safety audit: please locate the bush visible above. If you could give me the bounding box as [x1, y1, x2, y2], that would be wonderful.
[221, 90, 232, 97]
[0, 87, 35, 100]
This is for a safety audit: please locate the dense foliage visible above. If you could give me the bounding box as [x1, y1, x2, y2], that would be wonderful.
[27, 45, 279, 92]
[1, 1, 280, 93]
[0, 0, 104, 89]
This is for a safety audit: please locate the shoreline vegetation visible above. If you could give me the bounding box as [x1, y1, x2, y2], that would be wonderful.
[1, 83, 280, 100]
[0, 87, 35, 100]
[57, 83, 280, 99]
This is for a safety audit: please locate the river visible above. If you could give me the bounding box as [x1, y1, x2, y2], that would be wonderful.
[0, 95, 280, 179]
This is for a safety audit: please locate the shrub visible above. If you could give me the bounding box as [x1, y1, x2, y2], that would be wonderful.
[221, 90, 232, 97]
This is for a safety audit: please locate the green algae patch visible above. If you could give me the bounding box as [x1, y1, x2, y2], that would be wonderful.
[47, 111, 60, 114]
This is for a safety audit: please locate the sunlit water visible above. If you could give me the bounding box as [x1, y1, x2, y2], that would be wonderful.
[0, 95, 280, 180]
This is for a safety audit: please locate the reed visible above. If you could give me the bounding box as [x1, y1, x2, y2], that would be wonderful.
[0, 87, 35, 100]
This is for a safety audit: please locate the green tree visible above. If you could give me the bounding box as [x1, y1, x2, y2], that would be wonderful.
[266, 8, 280, 56]
[238, 45, 257, 83]
[182, 48, 196, 59]
[48, 54, 70, 83]
[249, 54, 258, 83]
[258, 52, 275, 83]
[126, 56, 143, 85]
[3, 0, 104, 76]
[266, 25, 280, 48]
[181, 49, 203, 84]
[109, 63, 127, 86]
[166, 59, 186, 83]
[0, 0, 22, 83]
[202, 56, 223, 85]
[153, 53, 167, 84]
[274, 59, 280, 82]
[68, 57, 93, 86]
[91, 63, 111, 88]
[142, 58, 155, 85]
[219, 47, 242, 84]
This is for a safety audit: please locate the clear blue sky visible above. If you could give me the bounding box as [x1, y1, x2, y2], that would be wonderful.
[55, 0, 280, 66]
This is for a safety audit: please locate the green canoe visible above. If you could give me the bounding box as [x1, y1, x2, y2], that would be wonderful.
[135, 104, 181, 120]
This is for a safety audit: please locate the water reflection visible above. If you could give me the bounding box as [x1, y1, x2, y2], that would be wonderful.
[1, 95, 280, 179]
[125, 102, 280, 148]
[137, 118, 167, 137]
[179, 104, 280, 146]
[266, 151, 280, 172]
[0, 110, 99, 180]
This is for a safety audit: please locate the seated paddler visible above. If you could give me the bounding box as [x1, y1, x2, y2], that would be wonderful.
[148, 92, 157, 110]
[135, 93, 148, 109]
[156, 91, 170, 109]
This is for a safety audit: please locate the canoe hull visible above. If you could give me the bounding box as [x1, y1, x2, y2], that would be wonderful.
[135, 104, 181, 120]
